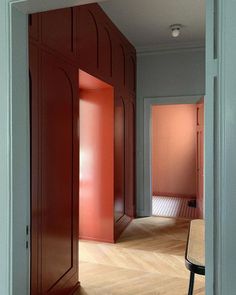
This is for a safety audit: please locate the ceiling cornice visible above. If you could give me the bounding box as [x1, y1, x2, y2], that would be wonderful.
[136, 41, 205, 56]
[14, 0, 107, 14]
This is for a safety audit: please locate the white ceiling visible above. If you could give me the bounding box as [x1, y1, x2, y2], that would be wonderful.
[100, 0, 205, 52]
[14, 0, 107, 14]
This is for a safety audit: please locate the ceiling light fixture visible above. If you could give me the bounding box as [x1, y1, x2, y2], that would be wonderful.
[170, 24, 182, 38]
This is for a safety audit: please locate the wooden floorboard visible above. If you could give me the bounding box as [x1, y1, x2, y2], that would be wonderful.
[76, 217, 205, 295]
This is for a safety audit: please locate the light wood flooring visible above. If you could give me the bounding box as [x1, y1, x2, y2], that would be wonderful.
[77, 217, 205, 295]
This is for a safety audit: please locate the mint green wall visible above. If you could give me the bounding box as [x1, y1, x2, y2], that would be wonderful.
[215, 0, 236, 293]
[205, 0, 215, 294]
[11, 8, 29, 295]
[0, 5, 30, 295]
[0, 2, 12, 293]
[136, 49, 205, 216]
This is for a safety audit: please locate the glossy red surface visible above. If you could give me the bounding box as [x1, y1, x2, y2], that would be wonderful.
[29, 43, 39, 294]
[79, 71, 114, 242]
[78, 6, 98, 71]
[114, 96, 125, 222]
[30, 51, 79, 295]
[79, 70, 110, 90]
[41, 8, 75, 57]
[125, 100, 136, 217]
[29, 4, 136, 294]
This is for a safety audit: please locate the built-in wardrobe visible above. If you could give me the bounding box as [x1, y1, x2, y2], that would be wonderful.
[29, 4, 136, 294]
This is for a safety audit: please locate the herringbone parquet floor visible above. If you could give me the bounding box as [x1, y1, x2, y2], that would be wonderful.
[77, 217, 205, 295]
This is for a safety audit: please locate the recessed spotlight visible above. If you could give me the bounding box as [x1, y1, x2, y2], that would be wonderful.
[170, 24, 182, 38]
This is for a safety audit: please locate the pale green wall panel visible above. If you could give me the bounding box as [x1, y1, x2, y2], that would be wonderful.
[11, 7, 30, 295]
[217, 0, 236, 293]
[205, 0, 215, 294]
[0, 1, 12, 294]
[0, 3, 29, 295]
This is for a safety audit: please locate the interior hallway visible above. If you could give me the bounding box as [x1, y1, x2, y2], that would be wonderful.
[78, 217, 205, 295]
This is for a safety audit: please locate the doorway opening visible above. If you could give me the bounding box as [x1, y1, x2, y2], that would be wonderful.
[79, 70, 115, 243]
[151, 100, 204, 220]
[27, 1, 208, 294]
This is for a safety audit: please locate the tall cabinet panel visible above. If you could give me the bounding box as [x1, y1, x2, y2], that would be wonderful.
[77, 6, 99, 73]
[30, 43, 40, 295]
[30, 3, 136, 293]
[98, 24, 112, 78]
[41, 8, 75, 57]
[113, 41, 126, 86]
[114, 96, 125, 222]
[30, 51, 79, 295]
[126, 54, 136, 93]
[125, 100, 136, 218]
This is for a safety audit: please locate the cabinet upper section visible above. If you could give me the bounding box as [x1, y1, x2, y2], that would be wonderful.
[29, 4, 136, 96]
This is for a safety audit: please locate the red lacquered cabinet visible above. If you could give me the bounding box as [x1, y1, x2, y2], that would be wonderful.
[29, 3, 136, 294]
[30, 51, 79, 294]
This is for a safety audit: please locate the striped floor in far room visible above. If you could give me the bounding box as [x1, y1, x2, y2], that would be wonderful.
[152, 196, 198, 219]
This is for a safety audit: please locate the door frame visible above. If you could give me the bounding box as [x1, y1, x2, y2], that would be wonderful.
[143, 95, 203, 216]
[0, 0, 222, 294]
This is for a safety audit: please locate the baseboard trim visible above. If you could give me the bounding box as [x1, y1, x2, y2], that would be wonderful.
[115, 214, 132, 240]
[71, 282, 80, 294]
[136, 210, 150, 217]
[79, 215, 133, 243]
[79, 235, 114, 243]
[153, 192, 196, 199]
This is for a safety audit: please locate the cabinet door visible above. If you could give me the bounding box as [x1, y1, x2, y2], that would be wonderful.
[114, 96, 125, 222]
[41, 8, 75, 58]
[77, 6, 98, 73]
[30, 43, 40, 295]
[125, 54, 136, 93]
[113, 41, 125, 87]
[30, 50, 79, 295]
[29, 14, 39, 41]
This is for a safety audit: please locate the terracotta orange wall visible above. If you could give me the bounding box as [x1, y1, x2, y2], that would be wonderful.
[79, 72, 114, 242]
[152, 104, 196, 198]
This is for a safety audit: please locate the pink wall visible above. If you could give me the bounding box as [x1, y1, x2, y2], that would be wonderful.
[152, 104, 196, 198]
[79, 71, 114, 242]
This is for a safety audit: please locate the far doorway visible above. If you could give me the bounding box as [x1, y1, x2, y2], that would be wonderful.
[78, 69, 132, 244]
[151, 100, 204, 219]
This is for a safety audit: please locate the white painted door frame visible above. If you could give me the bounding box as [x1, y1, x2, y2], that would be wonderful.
[143, 95, 203, 216]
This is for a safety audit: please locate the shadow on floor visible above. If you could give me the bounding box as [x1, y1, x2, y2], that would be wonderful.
[116, 217, 190, 256]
